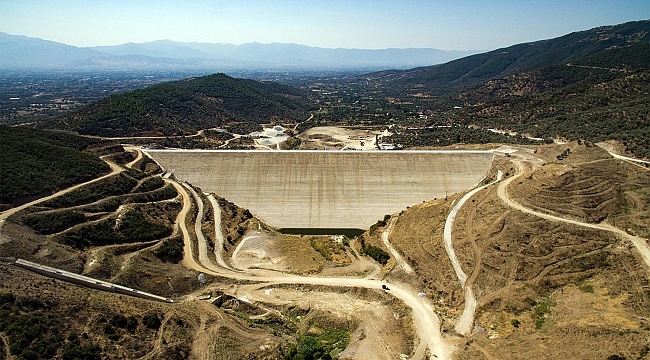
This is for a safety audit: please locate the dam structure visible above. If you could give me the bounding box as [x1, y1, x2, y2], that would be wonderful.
[145, 150, 494, 231]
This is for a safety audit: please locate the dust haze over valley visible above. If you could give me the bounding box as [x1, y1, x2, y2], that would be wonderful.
[1, 11, 649, 360]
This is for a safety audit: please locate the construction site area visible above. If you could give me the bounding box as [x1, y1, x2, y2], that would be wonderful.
[1, 140, 649, 360]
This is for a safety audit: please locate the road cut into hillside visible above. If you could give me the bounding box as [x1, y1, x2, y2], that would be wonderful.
[145, 150, 494, 230]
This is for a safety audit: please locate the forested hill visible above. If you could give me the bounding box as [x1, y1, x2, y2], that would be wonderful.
[369, 20, 649, 94]
[0, 126, 111, 208]
[452, 41, 650, 158]
[43, 73, 317, 137]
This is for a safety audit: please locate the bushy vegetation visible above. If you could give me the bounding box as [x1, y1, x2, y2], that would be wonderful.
[109, 314, 138, 333]
[310, 239, 332, 261]
[365, 245, 390, 265]
[460, 66, 650, 158]
[204, 129, 235, 140]
[42, 174, 137, 208]
[61, 334, 101, 360]
[124, 168, 150, 180]
[118, 210, 171, 241]
[23, 210, 86, 235]
[388, 20, 648, 93]
[105, 151, 135, 165]
[44, 73, 316, 137]
[142, 312, 162, 329]
[283, 137, 302, 150]
[531, 298, 555, 329]
[132, 155, 161, 175]
[0, 126, 109, 207]
[308, 22, 648, 157]
[377, 214, 391, 227]
[156, 237, 184, 261]
[0, 292, 101, 360]
[55, 209, 171, 249]
[55, 219, 118, 249]
[129, 183, 177, 203]
[172, 74, 316, 124]
[135, 177, 164, 193]
[283, 328, 350, 360]
[223, 122, 263, 135]
[391, 126, 543, 148]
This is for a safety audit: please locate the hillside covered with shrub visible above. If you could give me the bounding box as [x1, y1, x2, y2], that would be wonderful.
[43, 73, 317, 137]
[453, 41, 650, 158]
[0, 126, 110, 208]
[370, 19, 648, 94]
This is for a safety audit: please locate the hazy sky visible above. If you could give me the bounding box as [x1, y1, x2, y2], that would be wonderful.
[1, 0, 648, 50]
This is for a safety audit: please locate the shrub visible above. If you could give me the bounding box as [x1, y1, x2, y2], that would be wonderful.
[0, 126, 109, 205]
[55, 220, 118, 249]
[129, 184, 177, 203]
[365, 246, 390, 265]
[510, 319, 520, 328]
[110, 314, 127, 329]
[126, 317, 138, 332]
[533, 300, 554, 330]
[102, 323, 115, 335]
[296, 336, 331, 360]
[23, 210, 86, 235]
[61, 341, 101, 360]
[136, 177, 164, 193]
[156, 237, 184, 260]
[42, 174, 137, 208]
[118, 211, 171, 242]
[143, 312, 162, 329]
[310, 240, 332, 261]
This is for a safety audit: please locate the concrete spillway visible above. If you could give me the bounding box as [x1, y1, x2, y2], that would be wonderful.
[145, 150, 494, 230]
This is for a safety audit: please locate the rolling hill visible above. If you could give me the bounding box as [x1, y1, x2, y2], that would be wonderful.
[368, 20, 649, 94]
[451, 41, 650, 158]
[42, 73, 317, 137]
[0, 126, 111, 208]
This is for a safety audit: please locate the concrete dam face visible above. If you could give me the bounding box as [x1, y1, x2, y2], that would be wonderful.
[145, 150, 494, 230]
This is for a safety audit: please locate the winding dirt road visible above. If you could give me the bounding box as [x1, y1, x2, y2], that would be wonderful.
[596, 142, 650, 168]
[1, 147, 450, 359]
[205, 194, 235, 271]
[498, 160, 650, 272]
[0, 158, 123, 244]
[381, 216, 413, 273]
[167, 177, 451, 359]
[443, 171, 502, 336]
[123, 146, 143, 169]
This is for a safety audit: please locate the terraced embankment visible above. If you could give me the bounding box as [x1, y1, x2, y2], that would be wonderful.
[144, 150, 494, 229]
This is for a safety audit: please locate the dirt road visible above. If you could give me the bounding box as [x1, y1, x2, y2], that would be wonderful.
[167, 178, 451, 359]
[182, 183, 212, 270]
[123, 146, 143, 169]
[205, 194, 235, 271]
[84, 129, 205, 141]
[596, 142, 650, 167]
[166, 180, 201, 273]
[381, 216, 413, 273]
[0, 158, 123, 244]
[443, 171, 502, 336]
[498, 160, 650, 272]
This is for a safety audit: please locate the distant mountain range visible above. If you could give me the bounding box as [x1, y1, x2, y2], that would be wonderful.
[0, 33, 479, 71]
